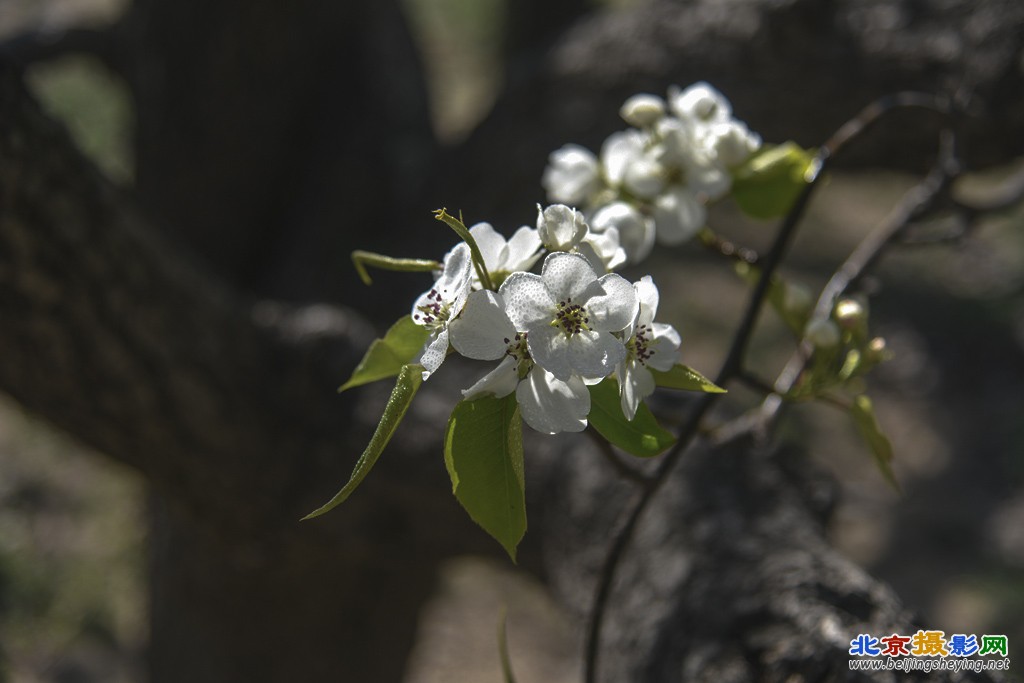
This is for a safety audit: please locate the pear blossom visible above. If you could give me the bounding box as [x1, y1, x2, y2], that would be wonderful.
[652, 186, 706, 245]
[449, 289, 590, 434]
[410, 242, 473, 379]
[667, 82, 732, 128]
[577, 226, 627, 273]
[500, 252, 637, 382]
[589, 202, 655, 265]
[537, 204, 588, 252]
[468, 222, 542, 287]
[616, 276, 681, 420]
[542, 145, 601, 206]
[619, 93, 666, 128]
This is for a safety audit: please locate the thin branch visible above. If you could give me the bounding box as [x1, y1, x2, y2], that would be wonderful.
[582, 91, 950, 683]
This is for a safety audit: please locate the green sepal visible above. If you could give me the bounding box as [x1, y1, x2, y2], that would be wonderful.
[339, 316, 429, 392]
[444, 394, 526, 561]
[651, 364, 726, 393]
[303, 364, 425, 519]
[350, 250, 440, 286]
[587, 377, 676, 458]
[850, 395, 901, 493]
[731, 142, 815, 219]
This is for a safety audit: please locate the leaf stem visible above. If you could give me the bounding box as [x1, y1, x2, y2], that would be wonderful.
[434, 208, 495, 290]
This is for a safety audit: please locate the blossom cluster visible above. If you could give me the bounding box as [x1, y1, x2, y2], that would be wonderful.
[410, 208, 680, 435]
[542, 82, 761, 262]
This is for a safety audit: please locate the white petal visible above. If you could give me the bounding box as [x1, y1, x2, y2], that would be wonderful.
[468, 222, 507, 274]
[449, 290, 516, 360]
[634, 275, 660, 326]
[540, 251, 599, 303]
[587, 272, 638, 333]
[463, 356, 520, 400]
[503, 226, 542, 272]
[590, 202, 655, 265]
[436, 242, 473, 297]
[417, 330, 450, 380]
[647, 323, 681, 371]
[653, 187, 706, 245]
[516, 368, 589, 434]
[601, 129, 646, 186]
[686, 160, 731, 200]
[530, 326, 623, 382]
[619, 94, 666, 128]
[619, 360, 656, 421]
[500, 271, 555, 330]
[623, 156, 666, 199]
[537, 204, 588, 252]
[579, 227, 626, 272]
[542, 144, 600, 205]
[667, 82, 732, 124]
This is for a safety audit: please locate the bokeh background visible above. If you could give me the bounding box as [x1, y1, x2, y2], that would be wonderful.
[1, 0, 1023, 681]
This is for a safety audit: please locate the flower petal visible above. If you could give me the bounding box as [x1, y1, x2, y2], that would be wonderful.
[648, 323, 682, 371]
[542, 144, 600, 205]
[516, 368, 589, 434]
[619, 360, 656, 421]
[463, 356, 520, 400]
[503, 226, 542, 272]
[653, 186, 706, 245]
[635, 275, 660, 325]
[449, 290, 517, 361]
[587, 273, 638, 333]
[601, 129, 646, 186]
[417, 329, 450, 380]
[540, 252, 599, 303]
[530, 326, 624, 382]
[468, 222, 507, 274]
[537, 204, 588, 252]
[500, 271, 555, 330]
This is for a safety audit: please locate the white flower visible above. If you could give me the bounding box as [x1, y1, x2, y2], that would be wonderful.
[577, 226, 627, 273]
[589, 201, 655, 265]
[652, 186, 706, 245]
[707, 120, 761, 167]
[617, 276, 681, 420]
[468, 222, 542, 287]
[410, 242, 473, 379]
[449, 289, 590, 434]
[667, 82, 732, 126]
[619, 93, 666, 128]
[600, 129, 648, 187]
[500, 252, 637, 382]
[542, 144, 601, 205]
[536, 203, 588, 252]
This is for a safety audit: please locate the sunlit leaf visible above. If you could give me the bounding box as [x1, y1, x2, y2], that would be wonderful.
[587, 377, 675, 458]
[444, 394, 526, 561]
[850, 394, 901, 493]
[339, 316, 429, 392]
[651, 364, 726, 393]
[731, 142, 815, 219]
[303, 364, 424, 519]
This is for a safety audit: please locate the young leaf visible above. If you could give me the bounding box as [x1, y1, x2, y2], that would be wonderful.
[339, 315, 429, 392]
[350, 250, 440, 286]
[444, 394, 526, 561]
[850, 394, 901, 493]
[303, 364, 424, 520]
[651, 364, 726, 393]
[587, 377, 676, 458]
[731, 142, 815, 219]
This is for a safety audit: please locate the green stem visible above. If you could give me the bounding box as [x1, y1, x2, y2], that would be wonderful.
[350, 250, 440, 286]
[433, 208, 495, 290]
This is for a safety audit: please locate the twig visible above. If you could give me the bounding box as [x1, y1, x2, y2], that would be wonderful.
[582, 91, 949, 683]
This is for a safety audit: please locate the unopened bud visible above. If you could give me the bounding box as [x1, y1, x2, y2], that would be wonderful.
[834, 298, 866, 330]
[620, 94, 666, 128]
[805, 318, 841, 349]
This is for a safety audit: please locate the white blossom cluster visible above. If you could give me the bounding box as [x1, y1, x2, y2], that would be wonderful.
[542, 83, 762, 262]
[411, 207, 680, 435]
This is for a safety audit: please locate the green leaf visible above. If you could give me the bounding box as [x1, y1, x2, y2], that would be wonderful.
[339, 316, 429, 392]
[303, 364, 424, 519]
[731, 142, 815, 219]
[350, 250, 440, 286]
[651, 364, 726, 393]
[587, 377, 676, 458]
[850, 395, 901, 493]
[444, 394, 526, 561]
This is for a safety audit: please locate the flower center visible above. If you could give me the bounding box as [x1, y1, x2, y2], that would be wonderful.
[503, 332, 534, 379]
[413, 288, 452, 331]
[629, 323, 656, 365]
[550, 297, 591, 336]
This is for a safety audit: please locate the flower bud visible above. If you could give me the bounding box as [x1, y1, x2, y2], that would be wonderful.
[536, 203, 588, 252]
[805, 318, 841, 349]
[620, 94, 666, 128]
[834, 298, 866, 330]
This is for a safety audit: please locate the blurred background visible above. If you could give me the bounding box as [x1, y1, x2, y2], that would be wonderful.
[1, 0, 1023, 681]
